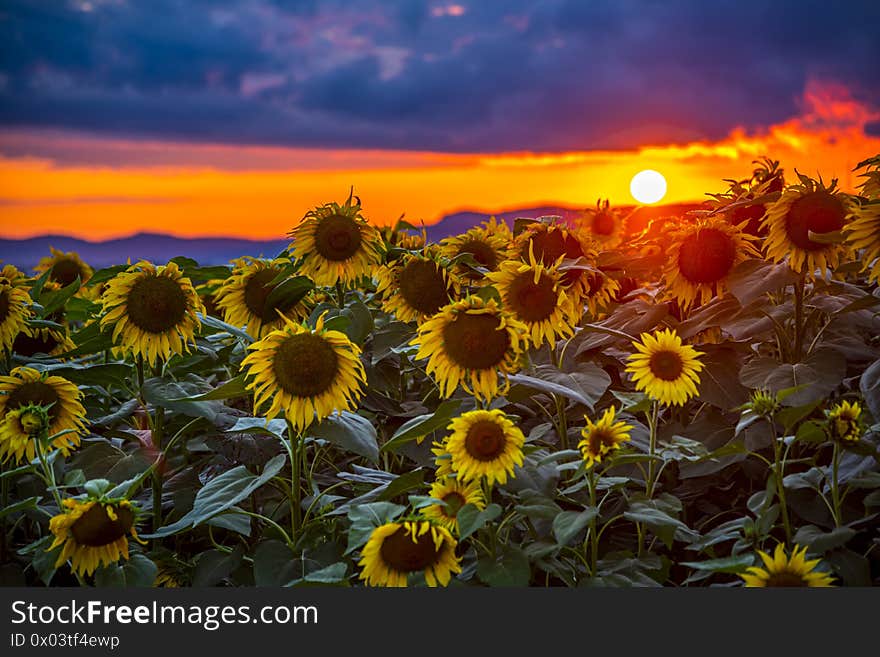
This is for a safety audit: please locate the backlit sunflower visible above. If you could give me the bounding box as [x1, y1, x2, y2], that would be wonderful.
[855, 155, 880, 199]
[34, 247, 92, 289]
[412, 296, 526, 401]
[374, 248, 460, 323]
[486, 250, 579, 349]
[445, 409, 525, 486]
[582, 270, 621, 318]
[844, 200, 880, 284]
[581, 199, 624, 247]
[662, 216, 759, 310]
[12, 326, 75, 359]
[512, 221, 595, 299]
[100, 260, 204, 367]
[241, 313, 366, 432]
[358, 519, 461, 587]
[214, 257, 312, 339]
[825, 400, 863, 443]
[740, 544, 835, 587]
[422, 475, 486, 534]
[762, 175, 851, 277]
[0, 366, 86, 464]
[0, 265, 33, 355]
[289, 195, 382, 287]
[49, 497, 143, 577]
[626, 328, 704, 407]
[578, 406, 633, 469]
[440, 217, 511, 280]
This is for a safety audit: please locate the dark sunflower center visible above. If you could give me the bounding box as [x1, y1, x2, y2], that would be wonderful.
[379, 526, 441, 573]
[441, 492, 466, 517]
[764, 571, 808, 587]
[244, 269, 295, 323]
[730, 203, 767, 238]
[5, 381, 61, 423]
[591, 212, 616, 236]
[677, 228, 737, 284]
[464, 419, 506, 461]
[399, 260, 450, 316]
[51, 258, 85, 287]
[458, 239, 498, 270]
[13, 331, 59, 357]
[507, 271, 558, 323]
[649, 350, 684, 381]
[70, 504, 134, 547]
[587, 429, 617, 456]
[126, 275, 188, 334]
[272, 333, 339, 398]
[313, 214, 363, 261]
[441, 313, 510, 370]
[521, 229, 567, 265]
[0, 288, 10, 322]
[784, 191, 846, 251]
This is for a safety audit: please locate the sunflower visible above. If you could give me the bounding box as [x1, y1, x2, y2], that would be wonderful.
[12, 326, 75, 359]
[512, 221, 595, 298]
[578, 406, 633, 469]
[358, 519, 461, 587]
[825, 400, 863, 443]
[100, 260, 203, 367]
[214, 257, 312, 339]
[844, 200, 880, 284]
[422, 475, 486, 534]
[0, 265, 33, 355]
[626, 328, 704, 407]
[374, 248, 460, 323]
[486, 250, 579, 349]
[289, 195, 382, 288]
[445, 409, 525, 486]
[581, 199, 624, 247]
[241, 312, 366, 432]
[582, 270, 621, 318]
[412, 296, 525, 402]
[49, 497, 143, 577]
[662, 216, 759, 310]
[762, 175, 852, 277]
[740, 544, 835, 587]
[34, 247, 92, 289]
[0, 366, 86, 464]
[440, 217, 511, 280]
[855, 155, 880, 199]
[431, 439, 455, 478]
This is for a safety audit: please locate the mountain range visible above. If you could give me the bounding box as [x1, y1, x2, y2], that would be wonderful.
[0, 202, 702, 270]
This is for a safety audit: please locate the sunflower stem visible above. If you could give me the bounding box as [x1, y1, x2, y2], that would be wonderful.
[135, 356, 145, 396]
[34, 435, 62, 511]
[830, 442, 842, 528]
[770, 420, 793, 543]
[792, 272, 806, 362]
[335, 282, 346, 309]
[587, 467, 598, 577]
[645, 401, 660, 499]
[151, 406, 165, 536]
[285, 420, 303, 543]
[555, 394, 569, 450]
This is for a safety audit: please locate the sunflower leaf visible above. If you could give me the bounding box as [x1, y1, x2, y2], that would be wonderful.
[457, 503, 502, 540]
[381, 399, 461, 453]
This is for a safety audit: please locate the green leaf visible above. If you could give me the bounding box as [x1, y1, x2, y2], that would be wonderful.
[509, 363, 611, 409]
[552, 508, 597, 546]
[726, 258, 800, 306]
[477, 546, 530, 587]
[169, 374, 249, 401]
[381, 399, 461, 452]
[253, 540, 300, 587]
[0, 496, 41, 520]
[340, 298, 374, 346]
[793, 525, 856, 553]
[624, 503, 696, 548]
[345, 502, 406, 555]
[94, 554, 157, 588]
[309, 411, 379, 463]
[287, 563, 348, 587]
[457, 503, 502, 540]
[38, 276, 81, 316]
[198, 313, 254, 343]
[227, 416, 287, 439]
[795, 420, 827, 444]
[207, 509, 252, 536]
[264, 276, 314, 315]
[680, 554, 753, 575]
[192, 547, 244, 586]
[860, 358, 880, 420]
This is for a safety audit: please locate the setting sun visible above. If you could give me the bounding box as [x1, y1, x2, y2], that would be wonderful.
[630, 169, 668, 204]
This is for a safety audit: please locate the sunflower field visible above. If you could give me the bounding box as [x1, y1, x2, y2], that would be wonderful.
[1, 155, 879, 589]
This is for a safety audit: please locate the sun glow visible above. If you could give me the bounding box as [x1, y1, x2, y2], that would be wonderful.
[630, 169, 668, 204]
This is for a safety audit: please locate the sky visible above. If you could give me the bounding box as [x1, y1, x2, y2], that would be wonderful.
[0, 0, 879, 240]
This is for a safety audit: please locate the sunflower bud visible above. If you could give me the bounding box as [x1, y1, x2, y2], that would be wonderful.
[746, 390, 779, 418]
[825, 400, 864, 444]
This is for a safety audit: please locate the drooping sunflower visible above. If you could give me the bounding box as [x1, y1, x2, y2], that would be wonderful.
[100, 260, 204, 367]
[34, 247, 92, 289]
[422, 475, 486, 534]
[358, 519, 461, 587]
[214, 257, 312, 339]
[0, 265, 33, 355]
[854, 155, 880, 199]
[512, 220, 596, 299]
[49, 497, 143, 577]
[440, 217, 511, 280]
[740, 544, 835, 587]
[662, 216, 759, 310]
[241, 313, 366, 432]
[12, 325, 75, 359]
[578, 406, 633, 469]
[289, 195, 382, 287]
[581, 199, 624, 247]
[374, 248, 460, 323]
[626, 328, 705, 407]
[582, 270, 621, 318]
[825, 400, 863, 444]
[844, 200, 880, 284]
[0, 366, 86, 464]
[486, 251, 579, 349]
[445, 409, 525, 486]
[412, 296, 526, 402]
[762, 175, 852, 277]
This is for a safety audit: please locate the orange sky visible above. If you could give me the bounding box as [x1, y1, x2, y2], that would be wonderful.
[0, 80, 877, 241]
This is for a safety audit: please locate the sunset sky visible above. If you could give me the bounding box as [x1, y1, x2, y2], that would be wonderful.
[1, 0, 879, 240]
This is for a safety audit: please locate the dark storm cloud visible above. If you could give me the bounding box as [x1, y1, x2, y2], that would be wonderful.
[0, 0, 878, 152]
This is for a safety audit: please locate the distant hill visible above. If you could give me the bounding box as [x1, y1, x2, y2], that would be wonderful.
[0, 202, 704, 271]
